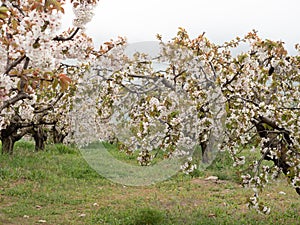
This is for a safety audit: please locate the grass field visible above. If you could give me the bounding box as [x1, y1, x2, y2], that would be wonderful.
[0, 141, 299, 225]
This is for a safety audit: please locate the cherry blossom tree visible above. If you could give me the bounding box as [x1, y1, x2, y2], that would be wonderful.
[0, 0, 99, 153]
[73, 28, 299, 213]
[217, 31, 300, 213]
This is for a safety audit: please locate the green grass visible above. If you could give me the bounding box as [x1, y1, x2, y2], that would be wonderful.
[0, 140, 299, 224]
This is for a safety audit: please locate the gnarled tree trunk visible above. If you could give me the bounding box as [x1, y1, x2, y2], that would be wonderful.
[32, 126, 47, 151]
[52, 125, 68, 144]
[1, 135, 16, 155]
[1, 123, 25, 154]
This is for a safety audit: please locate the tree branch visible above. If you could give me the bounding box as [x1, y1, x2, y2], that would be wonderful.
[278, 107, 300, 111]
[258, 116, 282, 131]
[34, 93, 64, 114]
[11, 3, 25, 16]
[0, 92, 32, 112]
[3, 55, 26, 75]
[222, 64, 244, 88]
[53, 27, 80, 41]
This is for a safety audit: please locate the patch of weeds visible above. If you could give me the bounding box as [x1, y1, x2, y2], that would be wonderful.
[91, 207, 166, 225]
[46, 143, 78, 154]
[189, 169, 204, 178]
[205, 150, 237, 181]
[58, 156, 101, 180]
[14, 140, 35, 151]
[132, 208, 165, 225]
[5, 183, 33, 198]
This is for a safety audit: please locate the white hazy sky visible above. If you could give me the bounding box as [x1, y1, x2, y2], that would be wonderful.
[62, 0, 300, 54]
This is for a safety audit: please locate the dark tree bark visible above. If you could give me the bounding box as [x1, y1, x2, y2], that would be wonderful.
[31, 126, 47, 151]
[0, 123, 27, 154]
[52, 125, 68, 144]
[252, 116, 300, 196]
[1, 135, 17, 154]
[0, 92, 32, 154]
[200, 141, 209, 164]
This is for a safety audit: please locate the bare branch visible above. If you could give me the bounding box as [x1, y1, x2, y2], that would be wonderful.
[11, 3, 25, 16]
[209, 61, 217, 80]
[34, 93, 64, 114]
[0, 92, 32, 112]
[222, 64, 244, 88]
[53, 27, 80, 42]
[229, 95, 259, 107]
[3, 55, 26, 76]
[278, 107, 300, 111]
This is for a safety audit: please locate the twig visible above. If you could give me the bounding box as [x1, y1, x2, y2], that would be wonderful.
[34, 93, 64, 114]
[53, 27, 80, 42]
[222, 64, 244, 88]
[3, 55, 26, 75]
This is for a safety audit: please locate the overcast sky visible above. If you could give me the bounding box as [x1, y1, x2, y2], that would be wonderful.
[62, 0, 300, 54]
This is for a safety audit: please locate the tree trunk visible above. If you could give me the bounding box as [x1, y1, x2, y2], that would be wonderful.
[1, 123, 24, 155]
[1, 135, 16, 155]
[32, 126, 47, 151]
[52, 126, 67, 144]
[200, 141, 209, 164]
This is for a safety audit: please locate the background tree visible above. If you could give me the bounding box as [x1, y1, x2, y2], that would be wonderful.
[73, 28, 300, 213]
[0, 0, 99, 154]
[218, 31, 300, 212]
